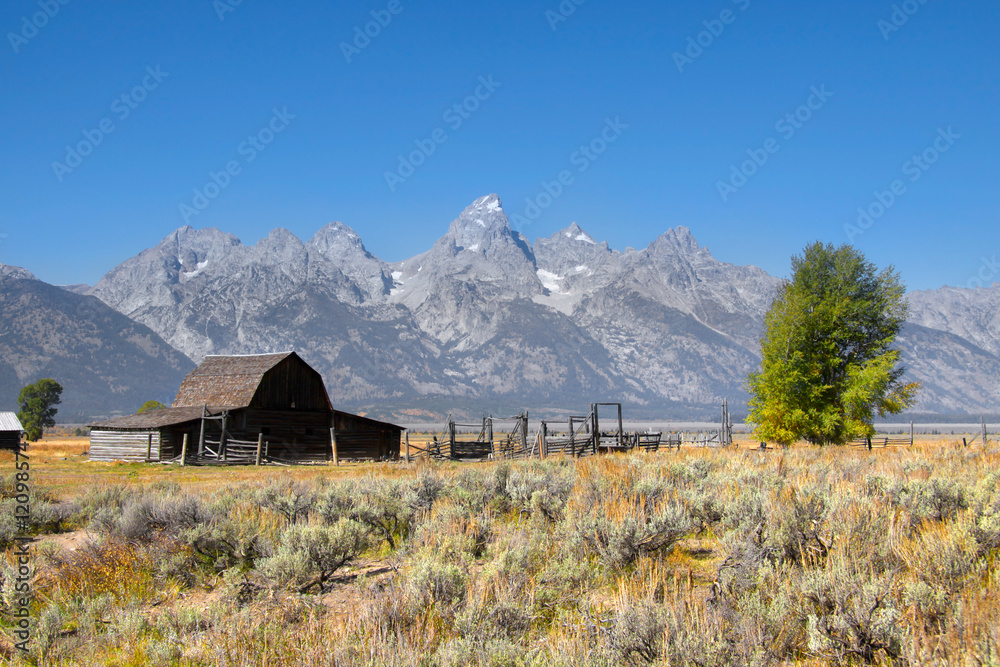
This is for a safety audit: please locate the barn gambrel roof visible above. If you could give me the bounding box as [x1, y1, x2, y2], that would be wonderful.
[172, 352, 297, 409]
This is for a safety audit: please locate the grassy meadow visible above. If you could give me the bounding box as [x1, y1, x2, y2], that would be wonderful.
[1, 434, 999, 666]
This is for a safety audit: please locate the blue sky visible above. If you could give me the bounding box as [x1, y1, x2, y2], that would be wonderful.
[1, 0, 997, 291]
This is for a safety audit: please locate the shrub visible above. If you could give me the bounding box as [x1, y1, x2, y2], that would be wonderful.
[177, 515, 267, 572]
[506, 465, 574, 522]
[606, 601, 666, 666]
[970, 473, 1000, 555]
[406, 553, 468, 609]
[433, 637, 530, 667]
[258, 519, 369, 593]
[321, 478, 412, 550]
[116, 494, 213, 541]
[571, 499, 693, 569]
[892, 477, 969, 527]
[256, 480, 315, 525]
[802, 557, 903, 664]
[408, 467, 445, 513]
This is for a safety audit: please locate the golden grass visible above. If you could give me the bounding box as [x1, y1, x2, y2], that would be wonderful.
[5, 433, 998, 665]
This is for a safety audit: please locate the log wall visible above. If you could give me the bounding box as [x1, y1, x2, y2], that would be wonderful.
[89, 430, 164, 462]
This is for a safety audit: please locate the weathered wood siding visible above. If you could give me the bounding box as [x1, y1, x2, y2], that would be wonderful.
[333, 412, 401, 461]
[241, 409, 332, 462]
[0, 431, 21, 450]
[89, 430, 163, 462]
[250, 356, 332, 411]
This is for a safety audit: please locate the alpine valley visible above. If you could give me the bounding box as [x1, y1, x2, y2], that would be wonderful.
[3, 195, 998, 421]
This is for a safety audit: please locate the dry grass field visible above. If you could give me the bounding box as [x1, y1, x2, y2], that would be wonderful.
[2, 434, 999, 666]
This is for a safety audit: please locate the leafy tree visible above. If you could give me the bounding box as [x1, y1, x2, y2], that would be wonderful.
[17, 379, 63, 442]
[137, 400, 167, 414]
[747, 243, 919, 446]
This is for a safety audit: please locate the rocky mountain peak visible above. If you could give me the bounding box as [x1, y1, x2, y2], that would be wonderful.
[561, 222, 599, 245]
[647, 226, 700, 256]
[251, 228, 307, 275]
[307, 221, 373, 260]
[0, 263, 36, 281]
[158, 226, 243, 276]
[443, 194, 529, 258]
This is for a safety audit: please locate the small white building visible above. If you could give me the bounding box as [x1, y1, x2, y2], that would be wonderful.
[0, 412, 25, 450]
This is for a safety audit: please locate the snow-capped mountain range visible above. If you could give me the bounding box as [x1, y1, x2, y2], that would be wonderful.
[4, 194, 998, 419]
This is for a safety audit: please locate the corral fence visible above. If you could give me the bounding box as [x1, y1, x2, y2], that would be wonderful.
[848, 418, 993, 450]
[405, 403, 692, 463]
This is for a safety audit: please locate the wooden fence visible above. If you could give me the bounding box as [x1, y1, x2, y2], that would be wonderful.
[404, 403, 680, 462]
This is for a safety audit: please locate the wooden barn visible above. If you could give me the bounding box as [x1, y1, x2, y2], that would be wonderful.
[89, 352, 403, 464]
[0, 412, 25, 451]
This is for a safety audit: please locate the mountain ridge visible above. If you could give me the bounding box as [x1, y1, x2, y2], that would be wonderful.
[4, 194, 996, 421]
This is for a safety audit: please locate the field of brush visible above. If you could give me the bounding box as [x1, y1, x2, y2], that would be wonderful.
[2, 435, 999, 666]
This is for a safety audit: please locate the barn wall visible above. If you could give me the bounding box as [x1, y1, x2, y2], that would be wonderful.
[251, 357, 331, 411]
[333, 413, 401, 461]
[89, 430, 162, 462]
[0, 431, 21, 450]
[196, 409, 333, 462]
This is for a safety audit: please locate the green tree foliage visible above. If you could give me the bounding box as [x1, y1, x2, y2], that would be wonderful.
[747, 243, 919, 446]
[17, 378, 63, 442]
[137, 400, 167, 414]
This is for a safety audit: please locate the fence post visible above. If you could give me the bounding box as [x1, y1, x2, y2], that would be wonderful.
[617, 405, 624, 449]
[910, 421, 914, 447]
[330, 427, 339, 466]
[405, 431, 411, 463]
[256, 433, 264, 466]
[146, 433, 153, 463]
[983, 418, 989, 446]
[540, 421, 548, 459]
[197, 406, 206, 457]
[220, 412, 228, 462]
[521, 412, 529, 459]
[591, 404, 599, 454]
[180, 433, 188, 467]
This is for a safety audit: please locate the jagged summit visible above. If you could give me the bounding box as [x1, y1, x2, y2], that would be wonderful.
[308, 221, 373, 258]
[442, 194, 526, 258]
[52, 194, 999, 417]
[560, 222, 599, 245]
[647, 226, 700, 256]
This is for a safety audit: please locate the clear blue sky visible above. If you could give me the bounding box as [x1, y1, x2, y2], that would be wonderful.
[1, 0, 997, 291]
